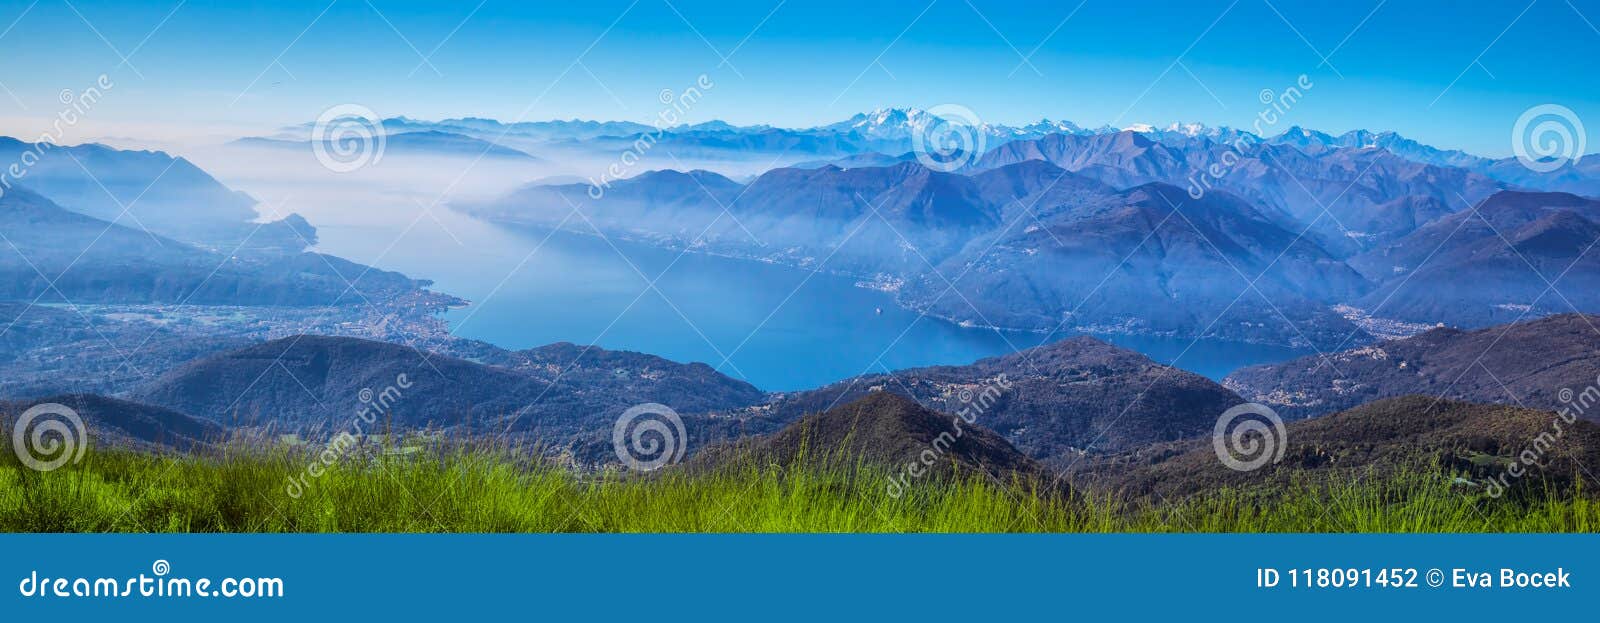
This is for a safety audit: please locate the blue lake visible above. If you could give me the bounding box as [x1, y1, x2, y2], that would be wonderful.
[314, 210, 1311, 392]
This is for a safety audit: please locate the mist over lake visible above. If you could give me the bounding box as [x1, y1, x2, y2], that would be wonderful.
[7, 0, 1600, 556]
[294, 194, 1309, 391]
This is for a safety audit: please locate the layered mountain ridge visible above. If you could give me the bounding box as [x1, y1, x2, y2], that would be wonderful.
[462, 136, 1591, 346]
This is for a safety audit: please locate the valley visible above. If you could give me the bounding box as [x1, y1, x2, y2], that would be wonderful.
[8, 6, 1600, 619]
[4, 105, 1600, 534]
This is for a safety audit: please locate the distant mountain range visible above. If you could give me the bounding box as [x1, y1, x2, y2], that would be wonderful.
[1347, 192, 1600, 326]
[6, 108, 1600, 504]
[0, 136, 265, 248]
[233, 130, 541, 162]
[275, 108, 1597, 193]
[970, 130, 1506, 255]
[902, 174, 1373, 346]
[206, 106, 1600, 348]
[0, 187, 428, 307]
[263, 108, 1097, 158]
[367, 116, 665, 142]
[0, 136, 474, 406]
[460, 161, 1010, 275]
[465, 148, 1590, 345]
[1265, 126, 1600, 197]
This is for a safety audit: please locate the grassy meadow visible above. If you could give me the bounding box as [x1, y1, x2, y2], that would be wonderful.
[2, 445, 1596, 533]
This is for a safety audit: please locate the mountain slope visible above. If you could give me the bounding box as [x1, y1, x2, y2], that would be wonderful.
[1072, 396, 1600, 500]
[1348, 191, 1600, 326]
[900, 182, 1372, 346]
[466, 160, 1374, 347]
[1225, 313, 1600, 420]
[0, 187, 427, 306]
[318, 112, 1600, 200]
[686, 392, 1047, 484]
[1267, 127, 1492, 171]
[132, 335, 766, 465]
[512, 341, 767, 415]
[971, 130, 1505, 255]
[965, 159, 1117, 222]
[0, 394, 225, 454]
[0, 137, 261, 246]
[1260, 126, 1600, 197]
[722, 336, 1244, 465]
[460, 162, 1007, 274]
[134, 335, 541, 430]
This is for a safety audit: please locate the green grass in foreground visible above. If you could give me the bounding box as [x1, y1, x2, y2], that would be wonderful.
[2, 448, 1595, 532]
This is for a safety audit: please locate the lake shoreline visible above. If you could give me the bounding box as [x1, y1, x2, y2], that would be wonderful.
[420, 220, 1317, 390]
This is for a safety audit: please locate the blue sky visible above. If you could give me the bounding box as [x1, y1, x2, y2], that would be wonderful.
[0, 0, 1596, 156]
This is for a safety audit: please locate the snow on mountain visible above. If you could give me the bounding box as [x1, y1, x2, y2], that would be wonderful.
[264, 108, 1600, 197]
[1015, 119, 1090, 136]
[1165, 122, 1210, 137]
[821, 108, 1093, 143]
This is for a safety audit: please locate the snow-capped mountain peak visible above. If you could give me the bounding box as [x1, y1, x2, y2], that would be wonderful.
[1164, 122, 1213, 137]
[1017, 118, 1087, 135]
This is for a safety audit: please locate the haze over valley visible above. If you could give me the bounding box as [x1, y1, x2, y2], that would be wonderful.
[2, 97, 1599, 479]
[5, 0, 1600, 546]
